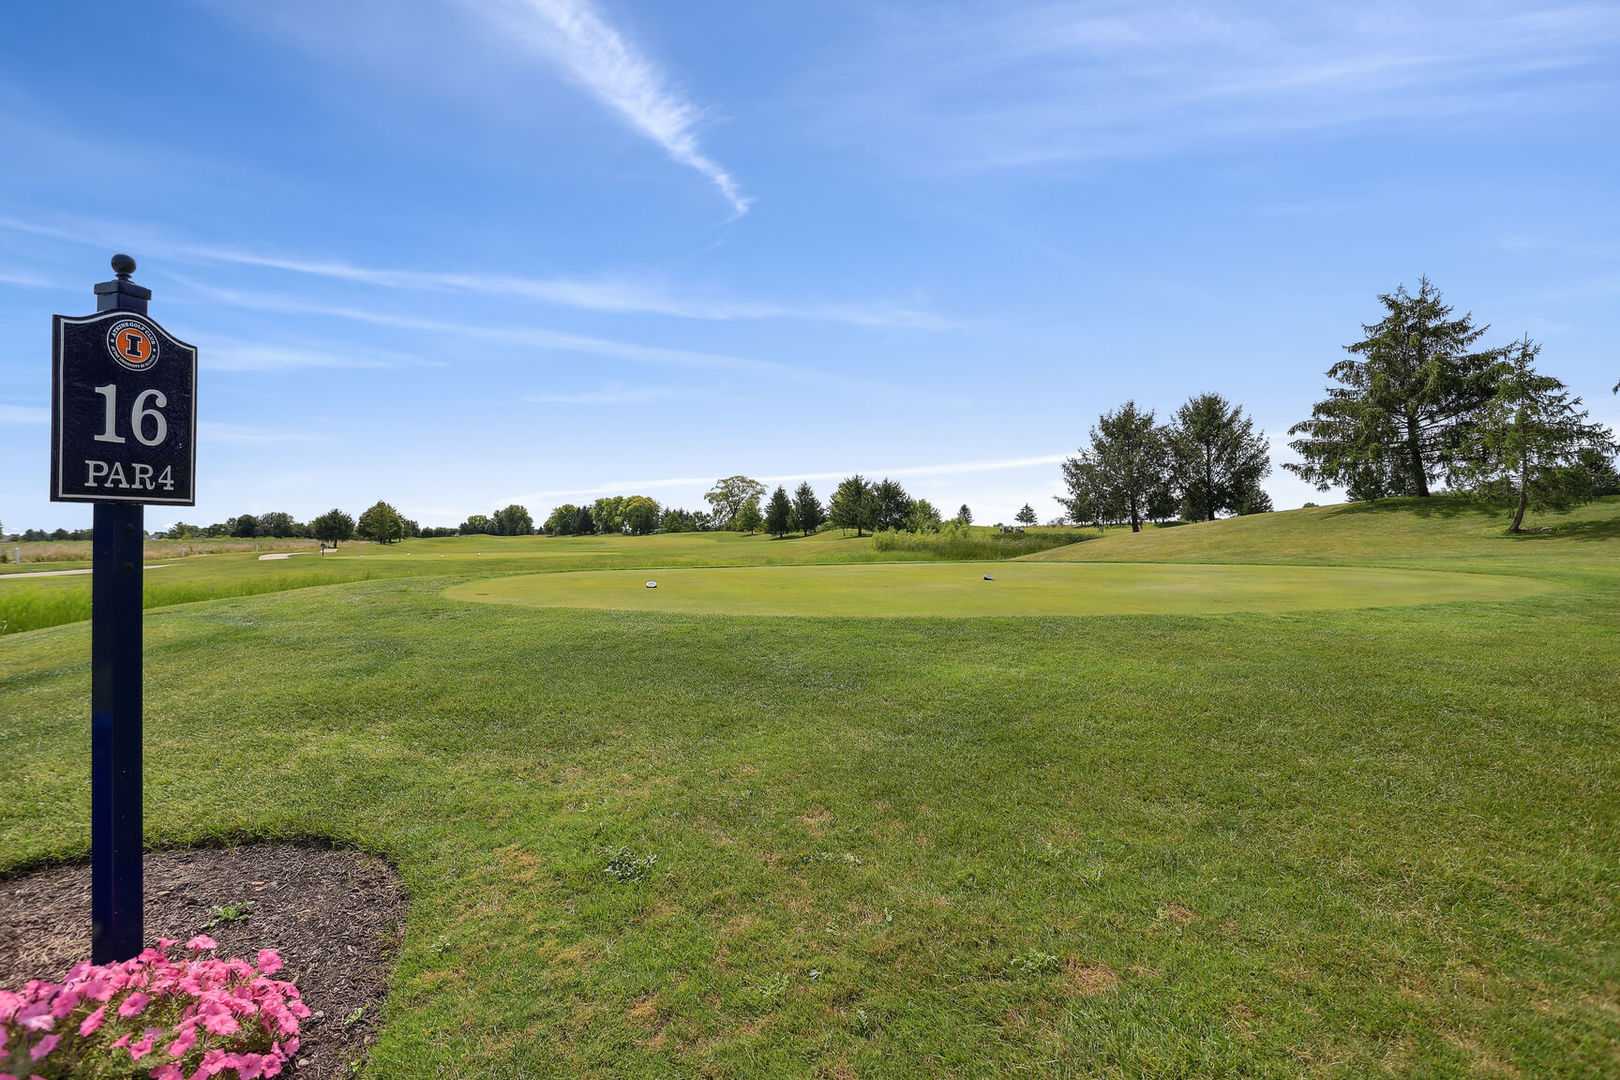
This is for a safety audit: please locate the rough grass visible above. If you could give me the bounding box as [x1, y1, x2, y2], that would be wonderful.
[0, 499, 1616, 1078]
[0, 536, 319, 570]
[870, 526, 1095, 559]
[0, 530, 1071, 636]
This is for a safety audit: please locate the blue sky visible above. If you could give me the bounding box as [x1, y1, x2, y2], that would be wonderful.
[2, 0, 1617, 532]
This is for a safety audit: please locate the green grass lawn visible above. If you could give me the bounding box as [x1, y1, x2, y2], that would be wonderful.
[447, 561, 1553, 617]
[1, 498, 1616, 1077]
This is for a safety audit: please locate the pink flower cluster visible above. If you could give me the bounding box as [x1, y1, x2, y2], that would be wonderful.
[0, 936, 309, 1080]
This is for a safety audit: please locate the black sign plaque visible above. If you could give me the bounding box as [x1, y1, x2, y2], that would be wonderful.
[51, 309, 197, 505]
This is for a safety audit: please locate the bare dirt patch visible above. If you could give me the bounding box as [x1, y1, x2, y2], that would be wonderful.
[0, 844, 403, 1079]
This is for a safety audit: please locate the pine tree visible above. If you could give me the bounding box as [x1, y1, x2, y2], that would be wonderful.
[871, 478, 914, 531]
[956, 504, 973, 526]
[764, 486, 794, 538]
[830, 475, 876, 536]
[1287, 278, 1502, 499]
[1452, 339, 1617, 532]
[1015, 504, 1036, 525]
[1168, 393, 1272, 521]
[792, 482, 825, 536]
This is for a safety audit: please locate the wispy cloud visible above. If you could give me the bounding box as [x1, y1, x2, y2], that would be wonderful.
[524, 381, 701, 406]
[815, 2, 1620, 168]
[478, 0, 749, 216]
[175, 278, 896, 393]
[201, 342, 419, 372]
[0, 215, 949, 328]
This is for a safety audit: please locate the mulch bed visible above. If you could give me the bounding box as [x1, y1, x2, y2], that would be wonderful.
[0, 844, 404, 1079]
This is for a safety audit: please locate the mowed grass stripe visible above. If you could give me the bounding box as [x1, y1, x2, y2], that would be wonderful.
[445, 561, 1553, 617]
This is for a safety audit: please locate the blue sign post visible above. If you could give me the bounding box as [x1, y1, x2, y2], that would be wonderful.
[51, 256, 198, 962]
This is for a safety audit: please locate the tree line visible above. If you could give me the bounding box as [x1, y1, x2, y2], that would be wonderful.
[12, 279, 1615, 545]
[1059, 278, 1618, 533]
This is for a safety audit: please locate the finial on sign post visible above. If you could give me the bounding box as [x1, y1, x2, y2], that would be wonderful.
[96, 254, 151, 314]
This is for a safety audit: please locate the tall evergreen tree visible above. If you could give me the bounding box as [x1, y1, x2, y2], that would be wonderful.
[1015, 504, 1036, 525]
[956, 504, 973, 526]
[1451, 339, 1617, 532]
[1287, 278, 1502, 499]
[1168, 393, 1272, 521]
[764, 485, 795, 538]
[792, 482, 825, 536]
[830, 475, 876, 536]
[1059, 401, 1174, 532]
[871, 478, 914, 532]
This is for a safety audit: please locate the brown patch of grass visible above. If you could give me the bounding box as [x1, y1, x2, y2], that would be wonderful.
[801, 808, 833, 833]
[1064, 958, 1119, 997]
[1160, 903, 1196, 925]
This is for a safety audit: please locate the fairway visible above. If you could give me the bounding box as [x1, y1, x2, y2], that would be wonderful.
[445, 560, 1552, 617]
[2, 499, 1617, 1078]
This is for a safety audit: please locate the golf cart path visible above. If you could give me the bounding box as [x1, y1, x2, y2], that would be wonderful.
[0, 564, 176, 580]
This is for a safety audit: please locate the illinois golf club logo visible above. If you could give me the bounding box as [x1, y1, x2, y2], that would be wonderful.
[106, 319, 159, 371]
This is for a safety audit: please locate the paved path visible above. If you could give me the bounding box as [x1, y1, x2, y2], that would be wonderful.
[0, 564, 176, 581]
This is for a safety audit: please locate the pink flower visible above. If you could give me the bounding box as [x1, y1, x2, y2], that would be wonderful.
[16, 1002, 53, 1032]
[255, 950, 283, 976]
[167, 1027, 198, 1058]
[0, 989, 22, 1021]
[117, 991, 152, 1017]
[29, 1034, 59, 1061]
[79, 1005, 107, 1036]
[152, 1066, 184, 1080]
[81, 977, 115, 1001]
[196, 1048, 231, 1076]
[126, 1034, 156, 1059]
[184, 935, 217, 952]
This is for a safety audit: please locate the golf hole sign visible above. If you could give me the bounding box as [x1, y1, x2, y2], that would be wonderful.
[51, 308, 197, 504]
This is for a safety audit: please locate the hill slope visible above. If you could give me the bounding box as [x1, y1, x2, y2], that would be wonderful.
[1024, 495, 1620, 572]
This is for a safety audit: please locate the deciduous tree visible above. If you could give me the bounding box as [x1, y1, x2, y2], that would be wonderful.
[1168, 393, 1272, 521]
[704, 476, 766, 529]
[310, 509, 354, 547]
[956, 504, 973, 526]
[493, 504, 534, 536]
[592, 496, 628, 535]
[460, 514, 496, 535]
[357, 501, 407, 544]
[1059, 401, 1174, 532]
[621, 496, 661, 536]
[909, 499, 944, 532]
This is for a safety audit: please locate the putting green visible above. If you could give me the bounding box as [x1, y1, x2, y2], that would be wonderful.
[444, 561, 1552, 618]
